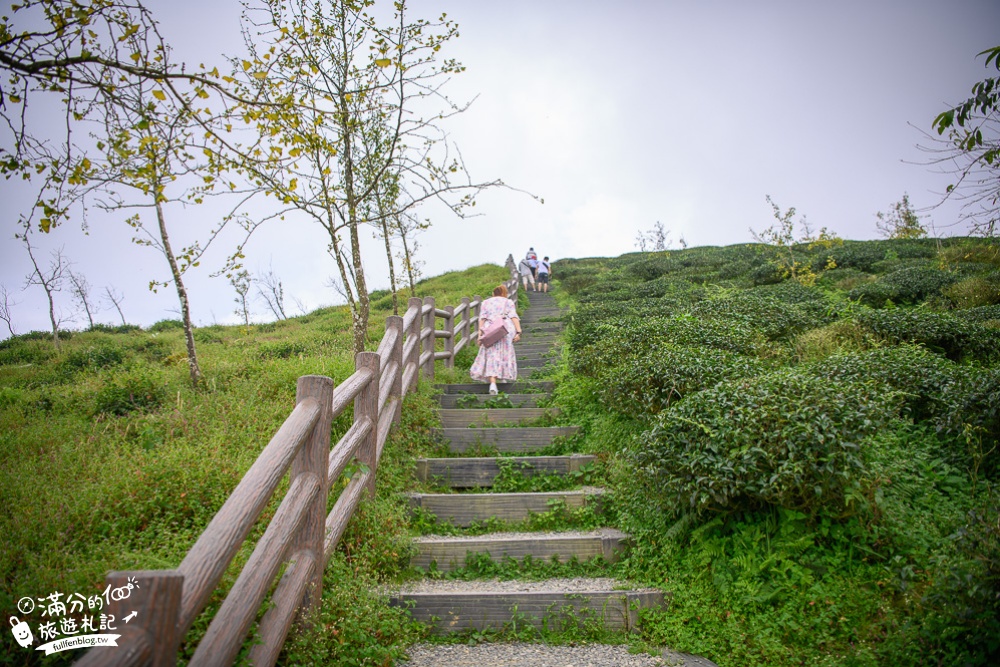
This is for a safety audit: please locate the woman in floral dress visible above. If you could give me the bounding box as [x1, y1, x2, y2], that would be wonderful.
[470, 284, 522, 394]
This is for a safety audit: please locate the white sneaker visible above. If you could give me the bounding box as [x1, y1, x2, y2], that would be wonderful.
[489, 382, 498, 395]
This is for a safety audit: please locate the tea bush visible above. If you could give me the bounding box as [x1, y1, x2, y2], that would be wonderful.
[934, 366, 1000, 480]
[691, 291, 831, 341]
[848, 266, 958, 307]
[632, 369, 901, 516]
[600, 343, 765, 416]
[857, 309, 1000, 362]
[807, 344, 958, 421]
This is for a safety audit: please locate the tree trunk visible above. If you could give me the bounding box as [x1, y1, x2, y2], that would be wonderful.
[155, 195, 201, 387]
[380, 212, 399, 316]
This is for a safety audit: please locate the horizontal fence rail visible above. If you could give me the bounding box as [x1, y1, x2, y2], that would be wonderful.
[76, 255, 522, 667]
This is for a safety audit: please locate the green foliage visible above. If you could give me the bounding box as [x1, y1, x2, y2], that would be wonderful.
[934, 367, 1000, 480]
[94, 364, 168, 416]
[807, 344, 958, 420]
[148, 318, 184, 332]
[600, 344, 764, 416]
[857, 308, 1000, 362]
[848, 266, 958, 307]
[875, 193, 927, 239]
[60, 343, 126, 373]
[940, 276, 1000, 309]
[633, 370, 900, 516]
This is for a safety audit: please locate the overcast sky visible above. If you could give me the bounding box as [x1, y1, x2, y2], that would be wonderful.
[2, 0, 998, 337]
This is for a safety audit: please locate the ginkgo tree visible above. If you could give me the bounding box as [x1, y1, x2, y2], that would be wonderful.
[232, 0, 505, 354]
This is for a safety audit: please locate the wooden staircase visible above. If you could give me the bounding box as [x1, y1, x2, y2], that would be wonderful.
[391, 290, 665, 635]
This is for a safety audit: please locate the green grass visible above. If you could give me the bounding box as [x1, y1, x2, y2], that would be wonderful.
[0, 263, 507, 665]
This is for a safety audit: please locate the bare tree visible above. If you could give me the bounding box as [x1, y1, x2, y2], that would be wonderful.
[20, 234, 69, 348]
[231, 270, 252, 326]
[0, 284, 18, 337]
[635, 221, 671, 252]
[68, 270, 97, 328]
[102, 286, 127, 325]
[255, 265, 287, 320]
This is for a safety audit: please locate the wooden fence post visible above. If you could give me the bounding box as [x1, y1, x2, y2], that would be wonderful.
[444, 305, 455, 369]
[407, 297, 422, 391]
[422, 296, 435, 382]
[75, 570, 183, 667]
[386, 315, 403, 425]
[460, 297, 471, 349]
[290, 375, 333, 608]
[355, 351, 380, 498]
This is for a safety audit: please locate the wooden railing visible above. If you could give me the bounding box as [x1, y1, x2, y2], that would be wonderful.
[76, 257, 521, 667]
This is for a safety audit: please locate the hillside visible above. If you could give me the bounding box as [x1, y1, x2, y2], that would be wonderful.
[549, 236, 1000, 665]
[3, 237, 1000, 666]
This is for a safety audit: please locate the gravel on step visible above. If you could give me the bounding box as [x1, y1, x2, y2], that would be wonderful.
[412, 528, 627, 544]
[397, 642, 718, 666]
[394, 577, 656, 595]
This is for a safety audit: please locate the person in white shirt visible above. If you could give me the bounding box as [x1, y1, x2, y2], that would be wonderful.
[536, 256, 552, 293]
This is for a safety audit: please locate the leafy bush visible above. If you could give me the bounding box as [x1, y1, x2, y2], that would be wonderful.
[808, 344, 958, 421]
[94, 366, 168, 416]
[87, 323, 142, 334]
[958, 304, 1000, 325]
[848, 266, 958, 307]
[60, 344, 126, 372]
[934, 367, 1000, 480]
[919, 499, 1000, 665]
[148, 318, 184, 332]
[691, 291, 831, 341]
[600, 344, 764, 416]
[633, 370, 900, 516]
[255, 341, 308, 360]
[857, 309, 1000, 362]
[940, 276, 1000, 309]
[827, 242, 889, 272]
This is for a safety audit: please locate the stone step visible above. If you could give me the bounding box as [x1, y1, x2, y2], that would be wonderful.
[523, 323, 564, 333]
[407, 488, 602, 526]
[415, 454, 595, 488]
[436, 393, 548, 409]
[436, 382, 554, 395]
[433, 426, 578, 453]
[516, 343, 560, 354]
[410, 528, 629, 571]
[438, 407, 559, 428]
[389, 578, 665, 634]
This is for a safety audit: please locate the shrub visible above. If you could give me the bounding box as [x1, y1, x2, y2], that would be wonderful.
[94, 366, 167, 416]
[848, 266, 958, 307]
[958, 304, 1000, 325]
[87, 323, 142, 334]
[600, 344, 764, 416]
[691, 291, 831, 341]
[919, 498, 1000, 665]
[632, 369, 901, 516]
[857, 309, 1000, 362]
[255, 341, 308, 360]
[934, 367, 1000, 480]
[940, 277, 1000, 309]
[148, 319, 184, 332]
[60, 344, 126, 372]
[827, 242, 888, 272]
[808, 344, 958, 421]
[792, 319, 873, 362]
